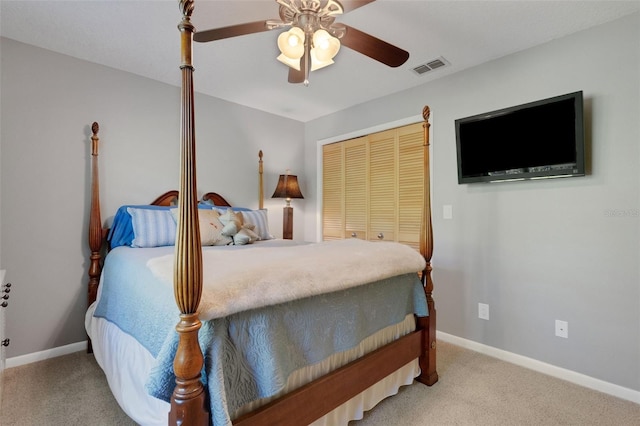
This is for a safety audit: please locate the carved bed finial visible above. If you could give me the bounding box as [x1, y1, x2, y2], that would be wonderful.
[91, 122, 100, 156]
[422, 105, 431, 122]
[179, 0, 194, 18]
[178, 0, 195, 68]
[258, 150, 264, 210]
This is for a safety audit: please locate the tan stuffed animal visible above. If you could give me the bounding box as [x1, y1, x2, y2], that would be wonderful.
[218, 208, 260, 245]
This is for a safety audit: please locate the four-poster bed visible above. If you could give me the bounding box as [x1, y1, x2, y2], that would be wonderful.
[85, 1, 437, 424]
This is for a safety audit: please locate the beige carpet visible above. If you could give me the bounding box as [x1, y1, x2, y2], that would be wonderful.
[2, 341, 639, 425]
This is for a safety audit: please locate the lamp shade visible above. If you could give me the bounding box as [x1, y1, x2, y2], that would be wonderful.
[272, 174, 304, 200]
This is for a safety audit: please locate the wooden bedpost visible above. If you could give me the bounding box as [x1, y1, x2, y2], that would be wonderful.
[259, 150, 264, 209]
[416, 105, 438, 386]
[87, 122, 103, 353]
[169, 1, 210, 424]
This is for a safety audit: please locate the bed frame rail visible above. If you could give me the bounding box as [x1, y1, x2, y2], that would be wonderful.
[234, 331, 423, 425]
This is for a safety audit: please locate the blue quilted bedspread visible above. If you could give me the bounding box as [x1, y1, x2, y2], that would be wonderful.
[93, 245, 428, 426]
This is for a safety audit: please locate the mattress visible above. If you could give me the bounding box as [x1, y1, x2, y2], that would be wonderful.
[87, 240, 428, 425]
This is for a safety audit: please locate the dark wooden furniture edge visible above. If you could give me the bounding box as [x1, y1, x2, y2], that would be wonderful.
[151, 191, 233, 207]
[234, 329, 424, 426]
[150, 191, 179, 206]
[201, 192, 233, 207]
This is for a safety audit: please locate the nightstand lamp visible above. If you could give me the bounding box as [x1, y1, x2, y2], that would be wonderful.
[271, 171, 304, 239]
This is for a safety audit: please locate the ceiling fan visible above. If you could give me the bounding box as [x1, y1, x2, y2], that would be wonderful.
[193, 0, 409, 85]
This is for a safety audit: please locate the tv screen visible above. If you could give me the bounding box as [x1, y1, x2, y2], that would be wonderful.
[455, 91, 585, 183]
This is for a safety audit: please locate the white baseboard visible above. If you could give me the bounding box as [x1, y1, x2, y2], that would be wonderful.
[6, 334, 640, 406]
[437, 331, 640, 405]
[5, 340, 87, 369]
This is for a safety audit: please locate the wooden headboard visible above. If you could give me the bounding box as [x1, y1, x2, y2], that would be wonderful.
[149, 190, 233, 207]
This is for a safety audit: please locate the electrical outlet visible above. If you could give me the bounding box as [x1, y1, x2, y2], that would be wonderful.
[555, 320, 568, 338]
[478, 303, 489, 320]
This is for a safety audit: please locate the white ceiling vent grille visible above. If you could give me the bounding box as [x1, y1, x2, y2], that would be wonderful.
[412, 57, 449, 76]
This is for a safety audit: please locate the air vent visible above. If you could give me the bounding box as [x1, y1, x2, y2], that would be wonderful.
[412, 57, 449, 76]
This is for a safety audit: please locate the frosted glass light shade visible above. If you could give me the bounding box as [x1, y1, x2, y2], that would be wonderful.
[309, 49, 334, 71]
[277, 27, 305, 59]
[312, 29, 340, 62]
[277, 53, 302, 70]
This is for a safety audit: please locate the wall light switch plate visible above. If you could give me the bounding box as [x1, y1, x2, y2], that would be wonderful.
[443, 205, 453, 220]
[478, 303, 489, 320]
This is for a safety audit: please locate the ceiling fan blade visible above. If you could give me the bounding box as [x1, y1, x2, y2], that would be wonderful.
[340, 25, 409, 67]
[288, 57, 306, 84]
[194, 21, 272, 42]
[288, 67, 305, 84]
[341, 0, 377, 13]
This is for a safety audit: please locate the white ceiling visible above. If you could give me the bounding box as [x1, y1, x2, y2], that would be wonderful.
[2, 0, 639, 122]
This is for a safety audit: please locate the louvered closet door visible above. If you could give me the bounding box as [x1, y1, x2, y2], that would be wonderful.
[368, 128, 396, 242]
[344, 137, 368, 240]
[322, 143, 344, 240]
[397, 123, 425, 251]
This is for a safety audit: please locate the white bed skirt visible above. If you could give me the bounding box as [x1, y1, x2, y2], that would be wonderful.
[86, 304, 419, 426]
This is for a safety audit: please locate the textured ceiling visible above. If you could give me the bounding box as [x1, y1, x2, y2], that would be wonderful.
[2, 0, 638, 122]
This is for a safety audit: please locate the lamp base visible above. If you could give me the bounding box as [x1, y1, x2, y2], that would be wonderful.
[283, 206, 293, 240]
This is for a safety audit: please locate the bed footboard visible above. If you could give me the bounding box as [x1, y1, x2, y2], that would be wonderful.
[234, 330, 424, 425]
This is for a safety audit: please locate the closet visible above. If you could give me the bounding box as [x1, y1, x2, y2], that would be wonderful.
[322, 122, 425, 251]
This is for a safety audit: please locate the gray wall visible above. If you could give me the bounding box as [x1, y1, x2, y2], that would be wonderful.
[0, 38, 304, 357]
[303, 13, 639, 392]
[1, 11, 638, 395]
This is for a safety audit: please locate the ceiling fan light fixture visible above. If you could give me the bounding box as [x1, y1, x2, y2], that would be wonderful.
[277, 27, 305, 60]
[309, 48, 335, 71]
[277, 53, 302, 70]
[196, 0, 409, 84]
[312, 29, 340, 63]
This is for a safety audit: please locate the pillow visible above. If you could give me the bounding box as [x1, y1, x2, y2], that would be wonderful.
[238, 209, 273, 240]
[170, 208, 232, 246]
[108, 204, 214, 249]
[128, 207, 176, 248]
[199, 199, 251, 211]
[213, 207, 273, 240]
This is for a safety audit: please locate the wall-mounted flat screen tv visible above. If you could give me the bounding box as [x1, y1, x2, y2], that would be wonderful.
[455, 91, 585, 183]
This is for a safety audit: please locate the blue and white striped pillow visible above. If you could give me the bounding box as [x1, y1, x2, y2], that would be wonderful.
[239, 209, 273, 240]
[128, 207, 176, 248]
